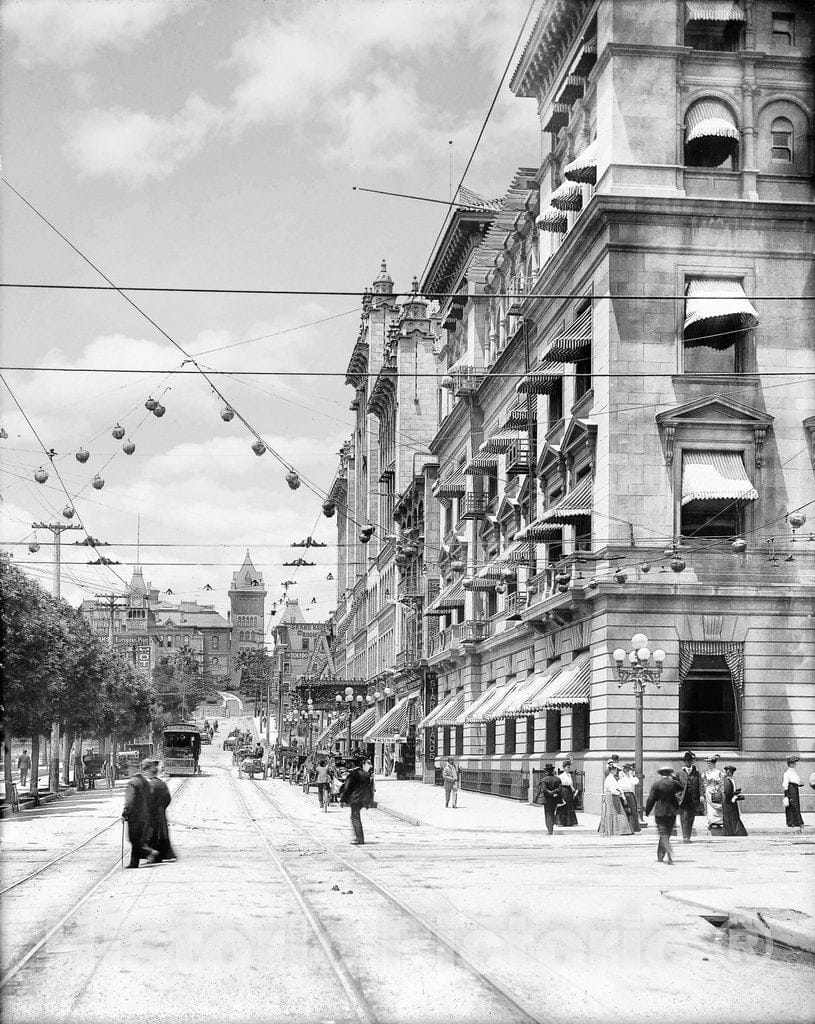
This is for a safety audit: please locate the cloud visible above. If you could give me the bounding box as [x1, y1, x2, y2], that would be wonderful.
[65, 95, 223, 187]
[2, 0, 184, 68]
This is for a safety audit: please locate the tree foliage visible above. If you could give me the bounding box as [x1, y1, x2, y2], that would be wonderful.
[151, 648, 205, 720]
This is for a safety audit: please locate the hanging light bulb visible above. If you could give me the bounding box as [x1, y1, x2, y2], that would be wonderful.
[112, 424, 125, 440]
[62, 504, 75, 519]
[75, 447, 90, 463]
[28, 540, 40, 553]
[670, 556, 686, 573]
[731, 537, 747, 553]
[639, 562, 651, 573]
[326, 572, 334, 581]
[286, 470, 301, 490]
[92, 474, 105, 490]
[34, 466, 49, 484]
[221, 406, 235, 422]
[152, 404, 166, 418]
[614, 568, 627, 584]
[145, 396, 158, 411]
[252, 440, 266, 456]
[122, 440, 136, 455]
[322, 499, 336, 517]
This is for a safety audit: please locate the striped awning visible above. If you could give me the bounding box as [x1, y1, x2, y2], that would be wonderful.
[536, 206, 568, 232]
[686, 1, 745, 22]
[491, 674, 546, 719]
[686, 100, 739, 145]
[316, 714, 348, 748]
[462, 682, 516, 724]
[424, 578, 465, 616]
[418, 690, 461, 729]
[550, 180, 583, 212]
[364, 696, 414, 742]
[535, 655, 591, 708]
[542, 307, 592, 362]
[464, 450, 499, 474]
[516, 359, 563, 395]
[563, 140, 598, 185]
[537, 477, 592, 523]
[434, 691, 467, 726]
[518, 665, 564, 714]
[681, 451, 758, 505]
[481, 429, 526, 454]
[350, 705, 378, 739]
[684, 278, 758, 348]
[434, 466, 466, 497]
[514, 518, 564, 542]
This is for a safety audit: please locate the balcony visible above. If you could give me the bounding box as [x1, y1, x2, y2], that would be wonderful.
[428, 623, 462, 658]
[504, 591, 526, 621]
[461, 620, 488, 644]
[505, 442, 531, 478]
[461, 493, 488, 519]
[452, 367, 486, 396]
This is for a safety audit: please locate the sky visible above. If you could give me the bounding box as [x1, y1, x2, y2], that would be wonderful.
[0, 0, 540, 631]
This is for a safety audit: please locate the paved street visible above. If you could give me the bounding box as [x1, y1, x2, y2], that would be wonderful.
[2, 740, 813, 1024]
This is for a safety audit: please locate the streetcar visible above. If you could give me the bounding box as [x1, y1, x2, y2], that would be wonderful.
[161, 724, 201, 776]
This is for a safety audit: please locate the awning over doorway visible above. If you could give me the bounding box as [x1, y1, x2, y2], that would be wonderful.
[681, 451, 758, 505]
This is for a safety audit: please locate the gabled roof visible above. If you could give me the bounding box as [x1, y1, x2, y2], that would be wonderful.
[230, 550, 265, 592]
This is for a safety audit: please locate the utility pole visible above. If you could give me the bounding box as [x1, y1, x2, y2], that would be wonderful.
[94, 591, 128, 767]
[33, 522, 82, 794]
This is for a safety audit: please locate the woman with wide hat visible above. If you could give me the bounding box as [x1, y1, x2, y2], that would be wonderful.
[598, 762, 632, 836]
[555, 757, 578, 827]
[783, 755, 805, 830]
[703, 754, 725, 831]
[721, 765, 747, 837]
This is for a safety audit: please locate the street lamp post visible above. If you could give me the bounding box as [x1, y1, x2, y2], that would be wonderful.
[612, 634, 665, 822]
[335, 687, 364, 757]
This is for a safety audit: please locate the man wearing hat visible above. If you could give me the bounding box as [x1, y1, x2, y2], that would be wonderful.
[645, 767, 682, 864]
[121, 759, 157, 868]
[536, 763, 563, 836]
[676, 750, 702, 843]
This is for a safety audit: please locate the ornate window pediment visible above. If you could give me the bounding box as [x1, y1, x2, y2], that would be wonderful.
[656, 394, 773, 467]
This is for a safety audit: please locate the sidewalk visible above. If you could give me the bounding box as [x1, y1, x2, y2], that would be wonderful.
[373, 777, 809, 836]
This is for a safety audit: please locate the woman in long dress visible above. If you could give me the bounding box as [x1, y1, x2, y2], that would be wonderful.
[618, 763, 640, 832]
[598, 764, 632, 836]
[783, 755, 805, 829]
[555, 757, 579, 826]
[721, 765, 747, 837]
[703, 754, 725, 831]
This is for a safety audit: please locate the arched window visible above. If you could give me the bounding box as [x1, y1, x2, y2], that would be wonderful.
[183, 634, 190, 646]
[684, 99, 739, 169]
[770, 116, 793, 162]
[211, 657, 219, 668]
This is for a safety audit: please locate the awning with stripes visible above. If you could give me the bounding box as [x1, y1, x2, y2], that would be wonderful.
[424, 578, 465, 616]
[536, 206, 568, 232]
[536, 477, 592, 524]
[315, 714, 348, 748]
[681, 451, 758, 505]
[435, 467, 466, 498]
[517, 665, 564, 714]
[434, 691, 467, 726]
[464, 450, 499, 475]
[462, 682, 517, 724]
[364, 696, 415, 742]
[514, 518, 564, 542]
[350, 705, 378, 739]
[481, 429, 526, 454]
[684, 277, 758, 348]
[418, 690, 462, 729]
[516, 359, 563, 395]
[542, 307, 592, 362]
[685, 1, 745, 22]
[550, 180, 583, 212]
[686, 100, 739, 145]
[538, 655, 591, 707]
[490, 674, 547, 719]
[563, 139, 598, 185]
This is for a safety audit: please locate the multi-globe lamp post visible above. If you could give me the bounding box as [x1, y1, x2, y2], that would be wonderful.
[336, 686, 365, 756]
[612, 633, 666, 822]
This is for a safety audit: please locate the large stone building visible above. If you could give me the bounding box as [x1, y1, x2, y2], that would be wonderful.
[319, 0, 814, 811]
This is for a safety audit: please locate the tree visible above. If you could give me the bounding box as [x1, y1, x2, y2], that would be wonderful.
[235, 648, 272, 711]
[152, 649, 205, 721]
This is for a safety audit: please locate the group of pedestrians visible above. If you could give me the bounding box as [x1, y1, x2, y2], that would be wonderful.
[121, 758, 177, 869]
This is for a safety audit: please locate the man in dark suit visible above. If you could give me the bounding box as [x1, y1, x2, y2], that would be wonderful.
[121, 760, 157, 868]
[676, 749, 701, 843]
[537, 763, 563, 836]
[645, 766, 682, 864]
[339, 757, 375, 845]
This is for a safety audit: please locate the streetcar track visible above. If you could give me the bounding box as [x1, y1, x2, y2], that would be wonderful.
[246, 775, 547, 1024]
[226, 765, 376, 1024]
[0, 775, 192, 990]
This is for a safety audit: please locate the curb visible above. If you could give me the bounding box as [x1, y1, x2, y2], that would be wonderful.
[662, 891, 815, 955]
[374, 803, 422, 827]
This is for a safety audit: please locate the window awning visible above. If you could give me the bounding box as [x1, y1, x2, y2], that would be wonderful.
[481, 429, 526, 454]
[462, 682, 517, 723]
[536, 206, 568, 233]
[514, 518, 564, 542]
[464, 451, 499, 474]
[350, 705, 378, 739]
[686, 100, 739, 145]
[550, 180, 584, 212]
[434, 691, 466, 726]
[364, 696, 415, 742]
[518, 665, 563, 714]
[434, 466, 466, 498]
[492, 674, 547, 719]
[418, 690, 461, 729]
[542, 307, 592, 362]
[516, 359, 563, 395]
[539, 656, 591, 707]
[684, 278, 758, 348]
[316, 714, 348, 748]
[424, 578, 465, 616]
[681, 451, 758, 505]
[563, 139, 598, 185]
[685, 1, 745, 22]
[537, 477, 593, 523]
[482, 680, 532, 721]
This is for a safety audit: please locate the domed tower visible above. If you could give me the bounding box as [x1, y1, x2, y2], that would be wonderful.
[228, 551, 267, 666]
